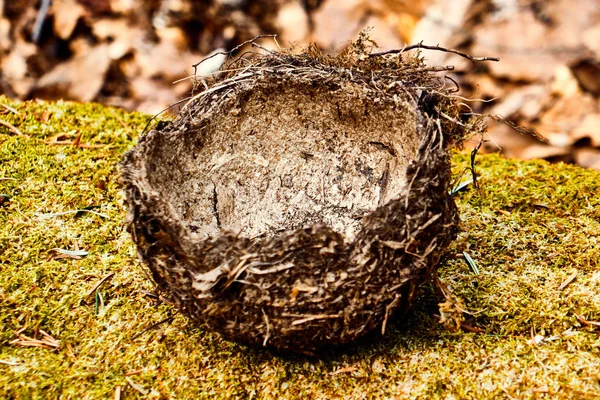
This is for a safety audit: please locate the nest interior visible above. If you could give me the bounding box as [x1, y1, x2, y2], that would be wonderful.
[121, 36, 485, 353]
[148, 83, 420, 240]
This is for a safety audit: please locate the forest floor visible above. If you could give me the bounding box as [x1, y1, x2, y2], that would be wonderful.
[0, 97, 599, 399]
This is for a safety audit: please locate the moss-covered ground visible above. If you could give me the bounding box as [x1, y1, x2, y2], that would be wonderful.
[0, 96, 599, 399]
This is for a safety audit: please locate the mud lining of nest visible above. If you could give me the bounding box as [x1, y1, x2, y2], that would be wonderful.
[121, 34, 487, 353]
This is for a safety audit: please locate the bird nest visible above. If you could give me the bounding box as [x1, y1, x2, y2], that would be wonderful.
[120, 34, 486, 353]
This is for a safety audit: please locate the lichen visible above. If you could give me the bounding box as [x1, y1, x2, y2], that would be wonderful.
[1, 96, 599, 399]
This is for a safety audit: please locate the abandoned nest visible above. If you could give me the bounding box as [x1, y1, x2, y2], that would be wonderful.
[120, 34, 487, 353]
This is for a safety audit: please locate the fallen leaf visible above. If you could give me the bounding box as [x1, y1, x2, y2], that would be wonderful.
[574, 148, 600, 171]
[53, 0, 85, 39]
[570, 60, 600, 96]
[33, 44, 111, 102]
[1, 38, 37, 96]
[276, 1, 310, 45]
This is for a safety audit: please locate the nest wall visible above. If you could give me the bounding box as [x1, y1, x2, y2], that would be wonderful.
[121, 40, 482, 352]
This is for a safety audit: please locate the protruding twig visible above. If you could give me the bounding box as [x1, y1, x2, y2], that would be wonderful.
[370, 42, 500, 63]
[491, 114, 548, 143]
[192, 34, 278, 69]
[31, 0, 52, 43]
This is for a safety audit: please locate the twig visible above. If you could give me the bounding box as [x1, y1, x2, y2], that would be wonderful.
[0, 119, 27, 137]
[370, 42, 500, 62]
[0, 103, 20, 114]
[192, 34, 278, 69]
[87, 273, 115, 297]
[131, 314, 176, 340]
[469, 135, 484, 189]
[31, 0, 52, 43]
[491, 114, 549, 143]
[125, 377, 148, 396]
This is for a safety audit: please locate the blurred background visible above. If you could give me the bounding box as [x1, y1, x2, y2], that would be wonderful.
[1, 0, 599, 169]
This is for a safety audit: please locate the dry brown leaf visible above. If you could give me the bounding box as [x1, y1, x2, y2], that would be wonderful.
[551, 65, 581, 98]
[472, 11, 558, 82]
[44, 131, 76, 144]
[92, 18, 140, 60]
[482, 123, 569, 161]
[411, 0, 471, 64]
[538, 93, 598, 147]
[276, 1, 309, 45]
[313, 0, 428, 51]
[109, 0, 135, 14]
[572, 114, 600, 147]
[53, 0, 85, 39]
[44, 130, 106, 148]
[2, 39, 37, 96]
[0, 17, 10, 53]
[311, 0, 370, 51]
[571, 60, 600, 97]
[489, 85, 549, 121]
[472, 0, 599, 83]
[34, 44, 111, 102]
[574, 148, 600, 171]
[582, 25, 600, 58]
[362, 15, 404, 51]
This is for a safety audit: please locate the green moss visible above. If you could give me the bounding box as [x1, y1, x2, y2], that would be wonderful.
[1, 96, 599, 399]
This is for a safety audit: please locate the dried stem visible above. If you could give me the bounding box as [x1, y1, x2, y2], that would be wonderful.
[370, 42, 500, 63]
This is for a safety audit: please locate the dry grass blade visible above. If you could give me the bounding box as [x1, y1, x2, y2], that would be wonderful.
[114, 386, 122, 400]
[463, 252, 480, 275]
[87, 273, 115, 297]
[10, 329, 60, 350]
[0, 359, 22, 366]
[558, 270, 578, 290]
[0, 102, 20, 114]
[49, 248, 89, 260]
[125, 377, 148, 396]
[0, 119, 27, 137]
[575, 314, 600, 327]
